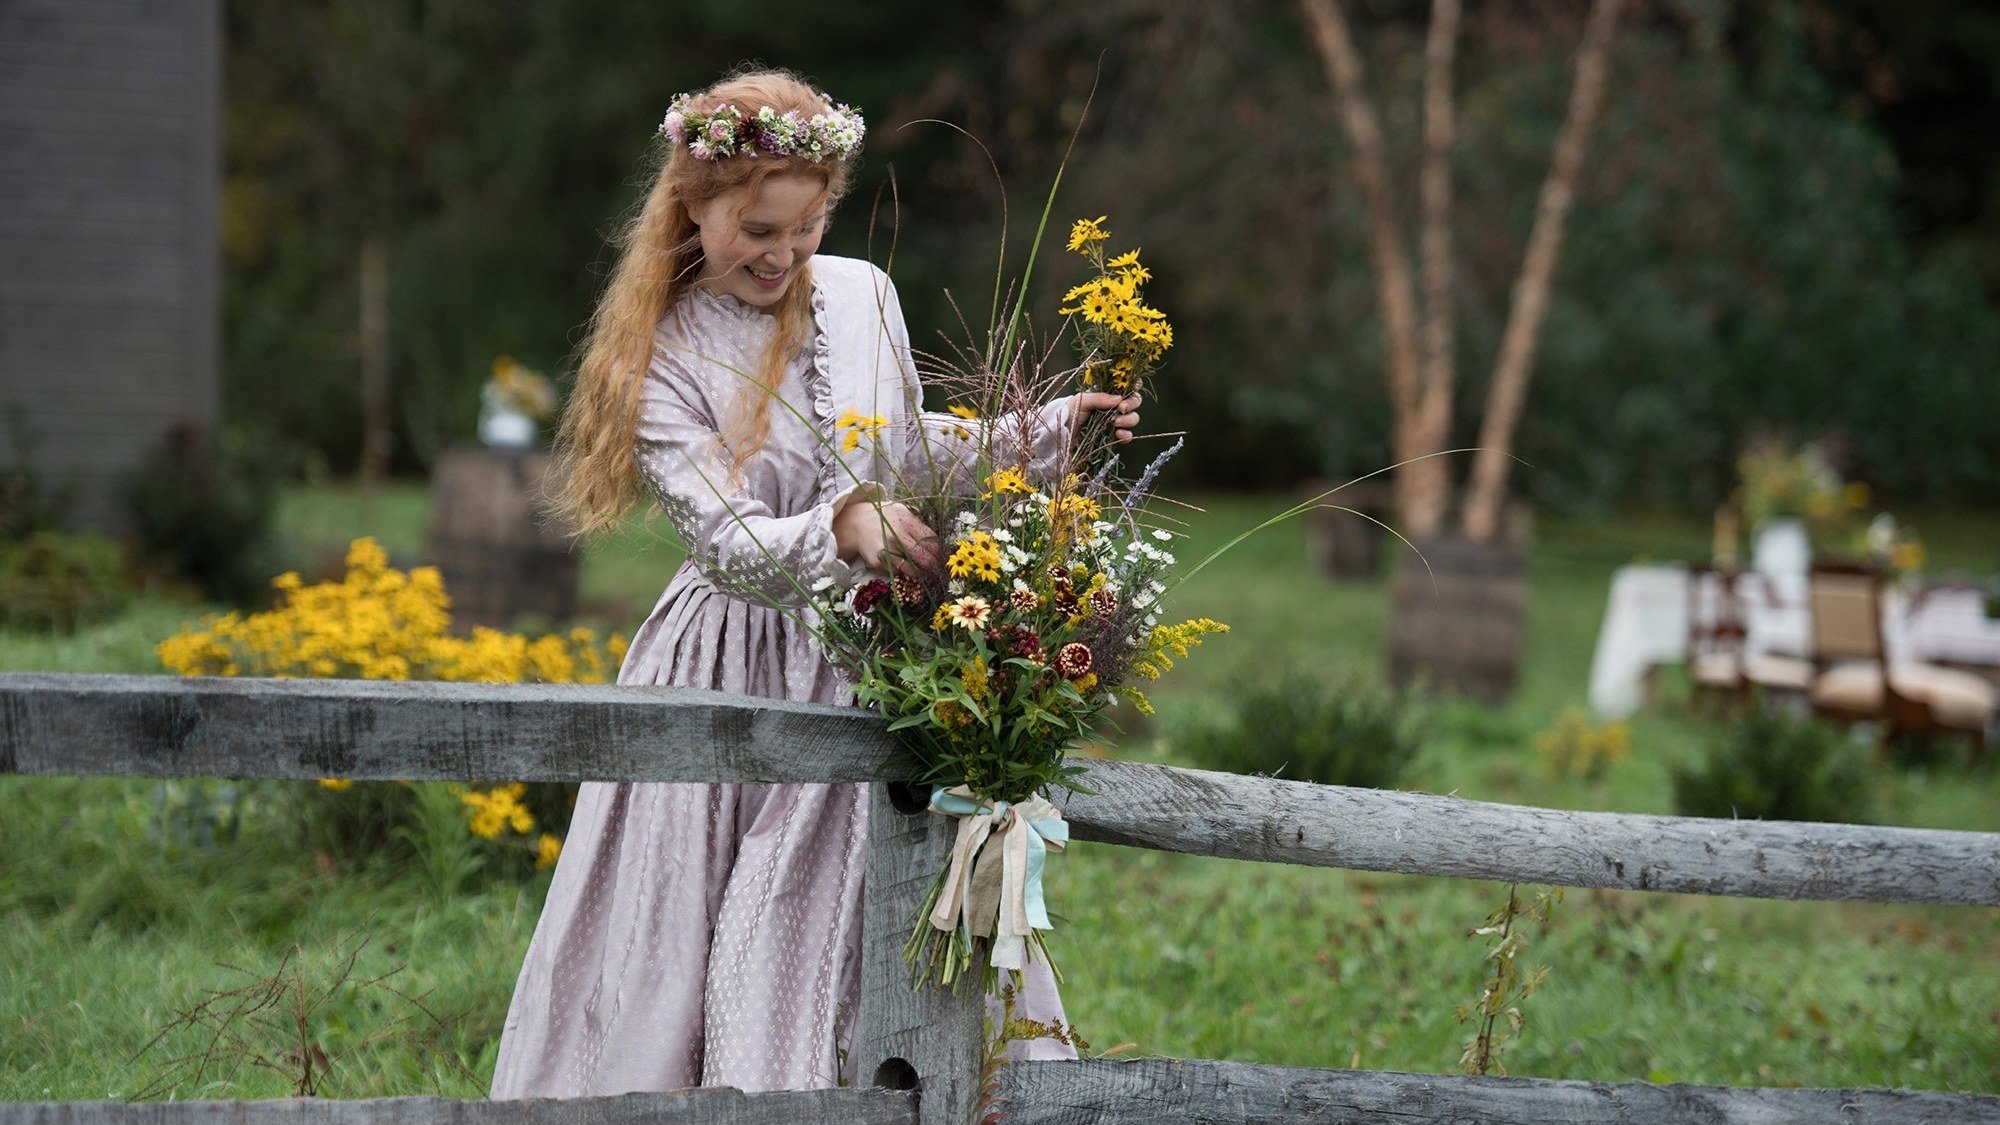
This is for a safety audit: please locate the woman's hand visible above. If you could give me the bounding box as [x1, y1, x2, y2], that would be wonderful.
[1074, 392, 1143, 443]
[833, 499, 939, 576]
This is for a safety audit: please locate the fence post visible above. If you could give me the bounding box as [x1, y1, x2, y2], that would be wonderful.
[855, 783, 987, 1125]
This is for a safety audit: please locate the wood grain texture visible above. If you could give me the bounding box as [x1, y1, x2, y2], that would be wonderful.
[855, 785, 989, 1125]
[0, 1089, 916, 1125]
[1059, 758, 2000, 906]
[991, 1058, 2000, 1124]
[0, 674, 905, 784]
[6, 675, 1996, 905]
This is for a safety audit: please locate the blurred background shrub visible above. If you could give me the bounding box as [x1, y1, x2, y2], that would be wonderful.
[0, 531, 132, 634]
[126, 423, 283, 605]
[1671, 707, 1876, 824]
[1176, 663, 1428, 790]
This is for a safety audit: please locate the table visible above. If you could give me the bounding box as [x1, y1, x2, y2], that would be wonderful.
[1587, 566, 2000, 718]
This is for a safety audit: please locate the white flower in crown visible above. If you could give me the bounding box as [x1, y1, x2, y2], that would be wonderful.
[660, 92, 864, 163]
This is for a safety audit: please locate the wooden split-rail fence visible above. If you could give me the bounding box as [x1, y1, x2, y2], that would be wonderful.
[2, 672, 1998, 1124]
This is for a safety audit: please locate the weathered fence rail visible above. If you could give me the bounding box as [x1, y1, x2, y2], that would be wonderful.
[1, 1090, 919, 1125]
[7, 674, 1996, 906]
[12, 1062, 2000, 1125]
[4, 671, 1999, 1124]
[993, 1060, 2000, 1123]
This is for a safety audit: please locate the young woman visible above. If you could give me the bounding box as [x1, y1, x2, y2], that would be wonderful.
[489, 68, 1140, 1098]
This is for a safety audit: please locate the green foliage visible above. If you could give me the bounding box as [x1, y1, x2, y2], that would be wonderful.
[214, 3, 2000, 506]
[126, 424, 282, 605]
[1048, 4, 2000, 505]
[1671, 708, 1877, 824]
[148, 780, 256, 853]
[0, 531, 131, 634]
[221, 2, 1011, 471]
[1176, 664, 1425, 790]
[2, 406, 74, 540]
[5, 497, 2000, 1096]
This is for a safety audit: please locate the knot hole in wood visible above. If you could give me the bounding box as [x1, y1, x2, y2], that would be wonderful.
[872, 1056, 920, 1091]
[887, 780, 929, 815]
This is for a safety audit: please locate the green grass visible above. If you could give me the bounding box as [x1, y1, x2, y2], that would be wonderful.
[3, 486, 1997, 1098]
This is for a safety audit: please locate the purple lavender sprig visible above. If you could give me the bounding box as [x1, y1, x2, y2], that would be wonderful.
[1124, 437, 1183, 511]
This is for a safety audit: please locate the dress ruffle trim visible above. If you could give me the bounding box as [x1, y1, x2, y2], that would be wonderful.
[807, 276, 840, 506]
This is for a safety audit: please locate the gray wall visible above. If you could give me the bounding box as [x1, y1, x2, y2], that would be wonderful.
[0, 0, 221, 533]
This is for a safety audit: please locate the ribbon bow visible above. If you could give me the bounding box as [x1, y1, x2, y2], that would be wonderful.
[927, 785, 1070, 970]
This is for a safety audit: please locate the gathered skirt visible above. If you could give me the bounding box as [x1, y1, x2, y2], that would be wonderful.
[489, 565, 1071, 1097]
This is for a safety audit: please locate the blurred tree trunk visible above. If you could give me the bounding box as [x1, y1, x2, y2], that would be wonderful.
[1461, 0, 1625, 543]
[1301, 0, 1446, 538]
[1302, 0, 1621, 542]
[359, 237, 391, 494]
[1415, 0, 1460, 540]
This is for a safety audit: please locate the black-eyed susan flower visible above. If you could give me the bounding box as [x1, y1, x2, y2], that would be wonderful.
[948, 531, 1003, 583]
[982, 467, 1033, 498]
[1066, 215, 1110, 254]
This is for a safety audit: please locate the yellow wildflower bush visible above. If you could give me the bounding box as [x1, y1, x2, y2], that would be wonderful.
[157, 538, 627, 685]
[157, 537, 625, 874]
[1535, 708, 1631, 783]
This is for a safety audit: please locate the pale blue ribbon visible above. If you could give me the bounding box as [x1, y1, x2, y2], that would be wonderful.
[929, 786, 1069, 940]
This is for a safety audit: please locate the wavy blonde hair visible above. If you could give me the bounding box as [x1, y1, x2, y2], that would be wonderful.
[548, 68, 857, 538]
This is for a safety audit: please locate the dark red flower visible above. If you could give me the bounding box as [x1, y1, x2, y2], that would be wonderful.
[998, 624, 1044, 662]
[853, 578, 891, 614]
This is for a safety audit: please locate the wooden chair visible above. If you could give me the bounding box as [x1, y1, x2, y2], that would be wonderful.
[1685, 564, 1812, 709]
[1806, 562, 1995, 759]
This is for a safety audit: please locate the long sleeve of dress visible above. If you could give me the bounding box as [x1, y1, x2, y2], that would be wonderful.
[634, 347, 877, 607]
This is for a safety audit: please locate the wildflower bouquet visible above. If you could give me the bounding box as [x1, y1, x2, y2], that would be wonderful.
[1734, 440, 1866, 537]
[483, 357, 558, 421]
[810, 216, 1224, 991]
[1853, 512, 1925, 581]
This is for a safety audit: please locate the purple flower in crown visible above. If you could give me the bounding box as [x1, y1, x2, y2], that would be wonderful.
[657, 92, 863, 163]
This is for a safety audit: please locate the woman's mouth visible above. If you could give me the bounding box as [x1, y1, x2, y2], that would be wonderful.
[745, 265, 787, 290]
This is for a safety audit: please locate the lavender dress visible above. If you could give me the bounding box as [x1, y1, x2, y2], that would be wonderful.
[489, 256, 1076, 1098]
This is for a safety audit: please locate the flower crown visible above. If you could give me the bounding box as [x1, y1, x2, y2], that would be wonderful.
[658, 94, 864, 163]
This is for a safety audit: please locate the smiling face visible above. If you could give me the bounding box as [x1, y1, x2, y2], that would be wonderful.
[688, 172, 829, 313]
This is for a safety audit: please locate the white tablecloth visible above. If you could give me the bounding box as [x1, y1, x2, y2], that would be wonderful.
[1587, 566, 2000, 718]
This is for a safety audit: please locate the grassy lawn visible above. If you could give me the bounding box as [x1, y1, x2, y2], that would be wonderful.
[2, 485, 1996, 1098]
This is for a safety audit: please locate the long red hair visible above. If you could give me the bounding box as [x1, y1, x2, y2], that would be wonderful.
[548, 68, 857, 537]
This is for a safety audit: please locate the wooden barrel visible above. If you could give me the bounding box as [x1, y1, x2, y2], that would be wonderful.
[1386, 534, 1528, 703]
[424, 444, 577, 632]
[1302, 479, 1389, 581]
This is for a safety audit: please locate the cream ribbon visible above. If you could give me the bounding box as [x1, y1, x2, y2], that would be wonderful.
[926, 785, 1069, 970]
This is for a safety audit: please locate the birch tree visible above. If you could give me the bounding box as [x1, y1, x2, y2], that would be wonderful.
[1301, 0, 1625, 544]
